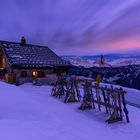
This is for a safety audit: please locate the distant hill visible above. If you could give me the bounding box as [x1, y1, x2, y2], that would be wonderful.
[62, 54, 140, 90]
[62, 54, 140, 68]
[68, 65, 140, 90]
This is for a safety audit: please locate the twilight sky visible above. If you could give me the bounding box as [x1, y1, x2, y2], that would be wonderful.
[0, 0, 140, 56]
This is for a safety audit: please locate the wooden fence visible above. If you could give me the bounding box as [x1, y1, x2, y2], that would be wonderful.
[51, 75, 130, 124]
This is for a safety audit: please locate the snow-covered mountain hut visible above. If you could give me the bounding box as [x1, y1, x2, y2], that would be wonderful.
[0, 39, 71, 85]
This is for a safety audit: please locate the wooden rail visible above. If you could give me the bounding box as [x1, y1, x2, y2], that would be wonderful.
[51, 75, 130, 124]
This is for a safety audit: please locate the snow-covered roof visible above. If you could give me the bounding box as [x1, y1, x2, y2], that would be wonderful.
[0, 40, 71, 68]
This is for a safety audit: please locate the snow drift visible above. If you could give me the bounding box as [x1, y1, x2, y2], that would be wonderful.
[0, 82, 140, 140]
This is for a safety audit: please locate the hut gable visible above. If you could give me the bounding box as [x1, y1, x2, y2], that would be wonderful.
[0, 40, 70, 69]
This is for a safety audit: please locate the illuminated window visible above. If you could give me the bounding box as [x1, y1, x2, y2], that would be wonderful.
[2, 57, 6, 68]
[32, 71, 45, 77]
[32, 71, 37, 77]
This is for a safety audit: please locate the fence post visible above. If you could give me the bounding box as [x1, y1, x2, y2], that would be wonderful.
[120, 88, 130, 123]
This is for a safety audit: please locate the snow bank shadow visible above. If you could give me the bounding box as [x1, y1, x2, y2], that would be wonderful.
[76, 108, 129, 126]
[51, 97, 113, 124]
[76, 108, 109, 123]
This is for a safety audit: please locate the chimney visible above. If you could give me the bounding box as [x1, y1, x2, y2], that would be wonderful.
[21, 36, 26, 45]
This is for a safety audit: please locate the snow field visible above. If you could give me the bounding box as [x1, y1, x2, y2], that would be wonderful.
[0, 82, 140, 140]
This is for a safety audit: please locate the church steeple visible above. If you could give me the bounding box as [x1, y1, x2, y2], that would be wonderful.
[100, 55, 105, 65]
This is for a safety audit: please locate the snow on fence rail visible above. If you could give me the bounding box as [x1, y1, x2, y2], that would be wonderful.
[51, 75, 130, 124]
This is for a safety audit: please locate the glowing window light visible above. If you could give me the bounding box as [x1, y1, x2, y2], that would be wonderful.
[33, 71, 37, 77]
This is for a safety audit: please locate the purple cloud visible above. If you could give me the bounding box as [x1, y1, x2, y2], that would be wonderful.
[0, 0, 140, 55]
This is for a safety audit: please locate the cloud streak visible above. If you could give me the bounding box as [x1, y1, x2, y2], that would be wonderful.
[0, 0, 140, 55]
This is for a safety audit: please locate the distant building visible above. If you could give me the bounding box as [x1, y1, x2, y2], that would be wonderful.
[0, 39, 71, 85]
[99, 55, 111, 67]
[100, 55, 105, 65]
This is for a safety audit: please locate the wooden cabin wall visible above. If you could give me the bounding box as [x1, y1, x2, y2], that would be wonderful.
[6, 67, 69, 85]
[0, 48, 9, 69]
[13, 69, 53, 77]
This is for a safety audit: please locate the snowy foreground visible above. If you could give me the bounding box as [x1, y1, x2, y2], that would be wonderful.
[0, 82, 140, 140]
